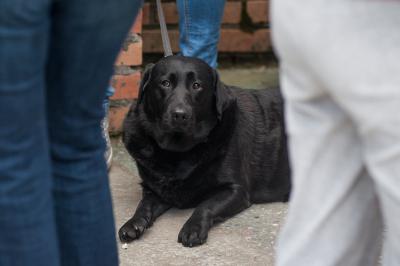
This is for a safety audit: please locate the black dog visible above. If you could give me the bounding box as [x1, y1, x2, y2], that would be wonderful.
[119, 56, 291, 247]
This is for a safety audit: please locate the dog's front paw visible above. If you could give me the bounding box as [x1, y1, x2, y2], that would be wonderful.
[178, 220, 209, 247]
[119, 217, 149, 243]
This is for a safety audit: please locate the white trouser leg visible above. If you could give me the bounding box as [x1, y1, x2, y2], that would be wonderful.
[331, 80, 400, 266]
[272, 1, 400, 265]
[275, 65, 383, 266]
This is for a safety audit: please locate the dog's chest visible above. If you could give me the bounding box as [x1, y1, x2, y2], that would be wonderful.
[137, 157, 208, 208]
[148, 175, 199, 208]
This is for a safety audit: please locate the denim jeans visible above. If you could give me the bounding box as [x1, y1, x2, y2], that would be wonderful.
[104, 86, 115, 113]
[176, 0, 225, 68]
[0, 0, 141, 265]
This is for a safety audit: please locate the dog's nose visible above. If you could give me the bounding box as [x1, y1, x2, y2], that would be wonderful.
[172, 109, 189, 124]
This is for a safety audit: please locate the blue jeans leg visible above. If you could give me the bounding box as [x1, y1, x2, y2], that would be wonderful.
[104, 86, 115, 112]
[176, 0, 225, 68]
[0, 0, 60, 265]
[0, 0, 141, 265]
[46, 1, 141, 265]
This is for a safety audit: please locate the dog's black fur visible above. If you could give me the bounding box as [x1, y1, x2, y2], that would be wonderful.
[119, 56, 291, 247]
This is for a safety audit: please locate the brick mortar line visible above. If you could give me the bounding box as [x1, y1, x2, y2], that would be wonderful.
[109, 99, 135, 107]
[113, 66, 141, 75]
[120, 33, 142, 50]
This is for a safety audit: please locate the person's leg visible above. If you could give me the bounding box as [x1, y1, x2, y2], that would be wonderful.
[272, 3, 383, 264]
[105, 86, 116, 99]
[46, 1, 141, 265]
[0, 0, 60, 265]
[273, 1, 400, 265]
[338, 79, 400, 266]
[103, 86, 115, 169]
[320, 5, 400, 264]
[176, 0, 225, 68]
[275, 65, 383, 266]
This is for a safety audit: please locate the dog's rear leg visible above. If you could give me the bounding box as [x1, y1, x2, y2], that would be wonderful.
[119, 188, 171, 243]
[178, 184, 251, 247]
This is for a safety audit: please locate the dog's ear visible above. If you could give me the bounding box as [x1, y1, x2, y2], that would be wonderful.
[213, 69, 233, 120]
[135, 63, 154, 113]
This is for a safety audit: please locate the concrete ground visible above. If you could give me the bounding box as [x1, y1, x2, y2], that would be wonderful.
[109, 65, 288, 266]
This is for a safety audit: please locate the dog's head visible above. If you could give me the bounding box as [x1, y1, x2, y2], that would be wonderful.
[135, 55, 233, 152]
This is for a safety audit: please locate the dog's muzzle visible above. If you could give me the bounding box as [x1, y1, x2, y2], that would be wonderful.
[170, 107, 192, 131]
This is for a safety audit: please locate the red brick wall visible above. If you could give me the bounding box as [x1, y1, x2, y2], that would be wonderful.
[142, 0, 270, 53]
[109, 11, 143, 135]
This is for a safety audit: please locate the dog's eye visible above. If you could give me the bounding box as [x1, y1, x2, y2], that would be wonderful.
[192, 82, 201, 90]
[161, 80, 171, 87]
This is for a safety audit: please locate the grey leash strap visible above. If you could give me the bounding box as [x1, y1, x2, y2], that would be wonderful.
[156, 0, 173, 57]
